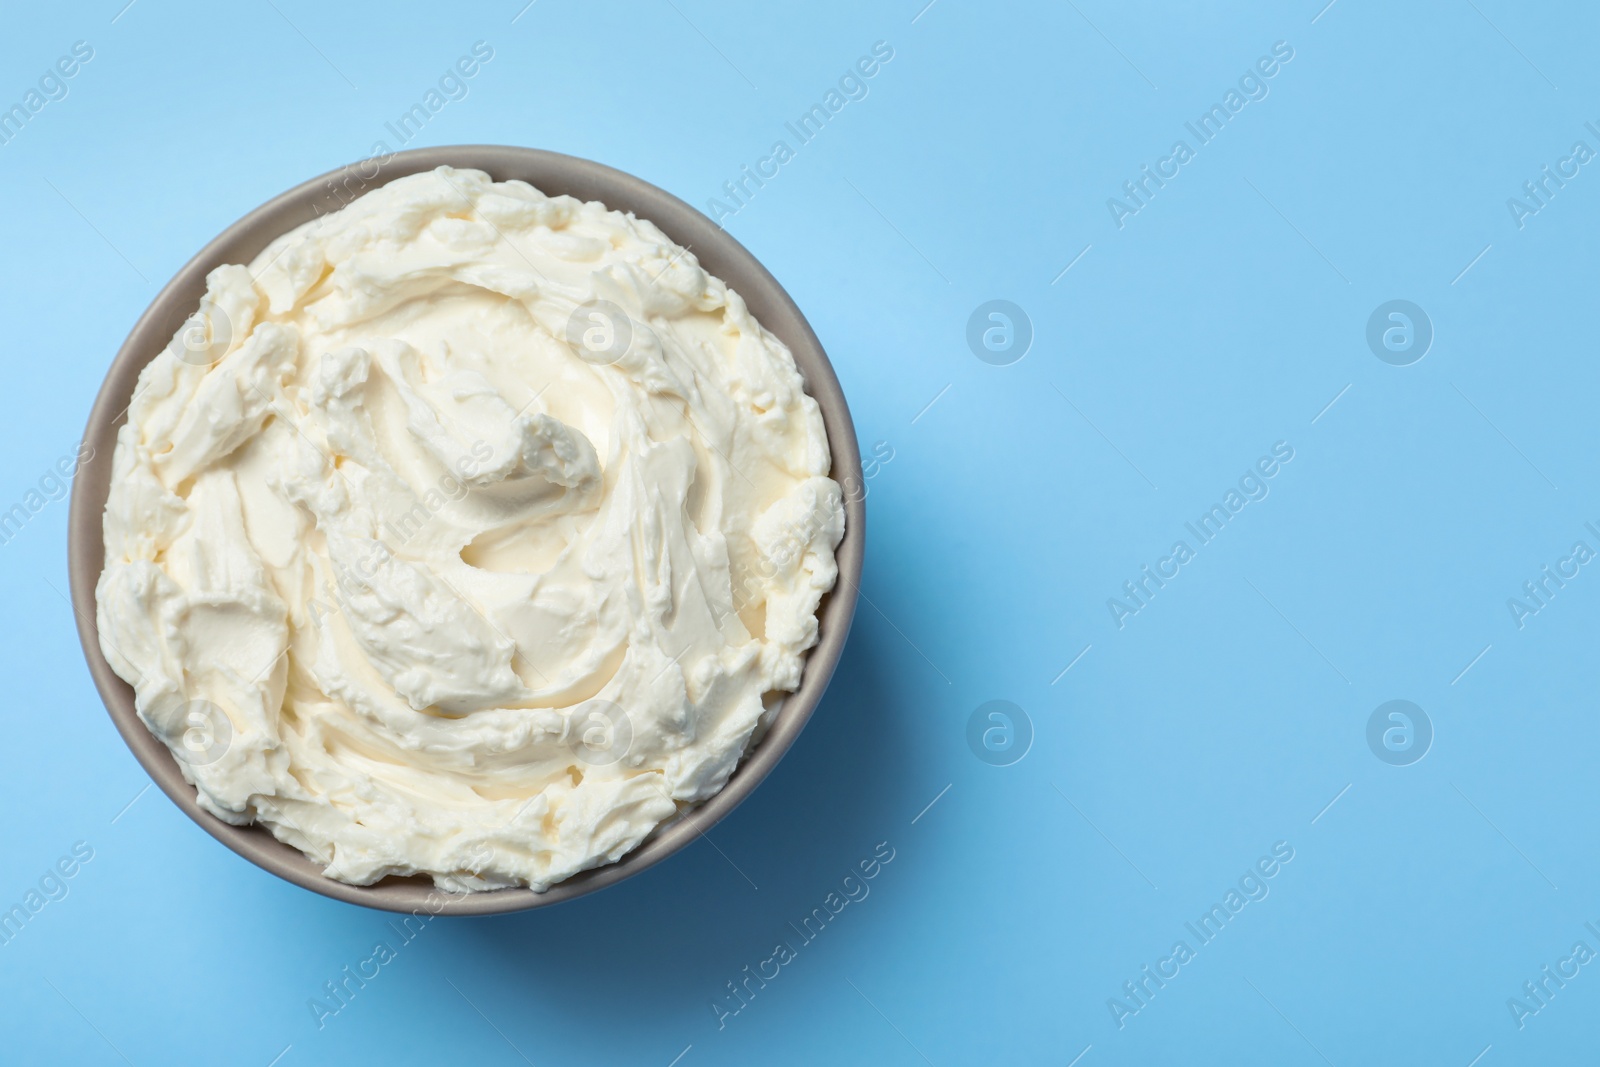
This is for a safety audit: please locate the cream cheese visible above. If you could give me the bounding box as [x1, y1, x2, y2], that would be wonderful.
[96, 166, 844, 892]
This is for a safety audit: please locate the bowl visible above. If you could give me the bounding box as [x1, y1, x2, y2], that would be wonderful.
[66, 145, 864, 915]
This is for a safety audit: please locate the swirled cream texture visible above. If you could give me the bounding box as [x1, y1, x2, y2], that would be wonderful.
[96, 167, 844, 892]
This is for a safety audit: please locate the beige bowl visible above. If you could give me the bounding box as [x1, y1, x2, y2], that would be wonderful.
[66, 145, 865, 915]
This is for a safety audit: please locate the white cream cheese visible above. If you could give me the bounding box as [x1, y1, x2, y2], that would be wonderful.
[96, 166, 845, 892]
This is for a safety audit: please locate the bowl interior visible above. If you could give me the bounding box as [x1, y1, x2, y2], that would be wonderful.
[66, 145, 864, 915]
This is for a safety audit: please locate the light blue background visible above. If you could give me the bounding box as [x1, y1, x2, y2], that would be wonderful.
[2, 1, 1596, 1063]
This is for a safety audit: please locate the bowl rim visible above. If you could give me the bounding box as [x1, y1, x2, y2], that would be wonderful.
[65, 144, 865, 916]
